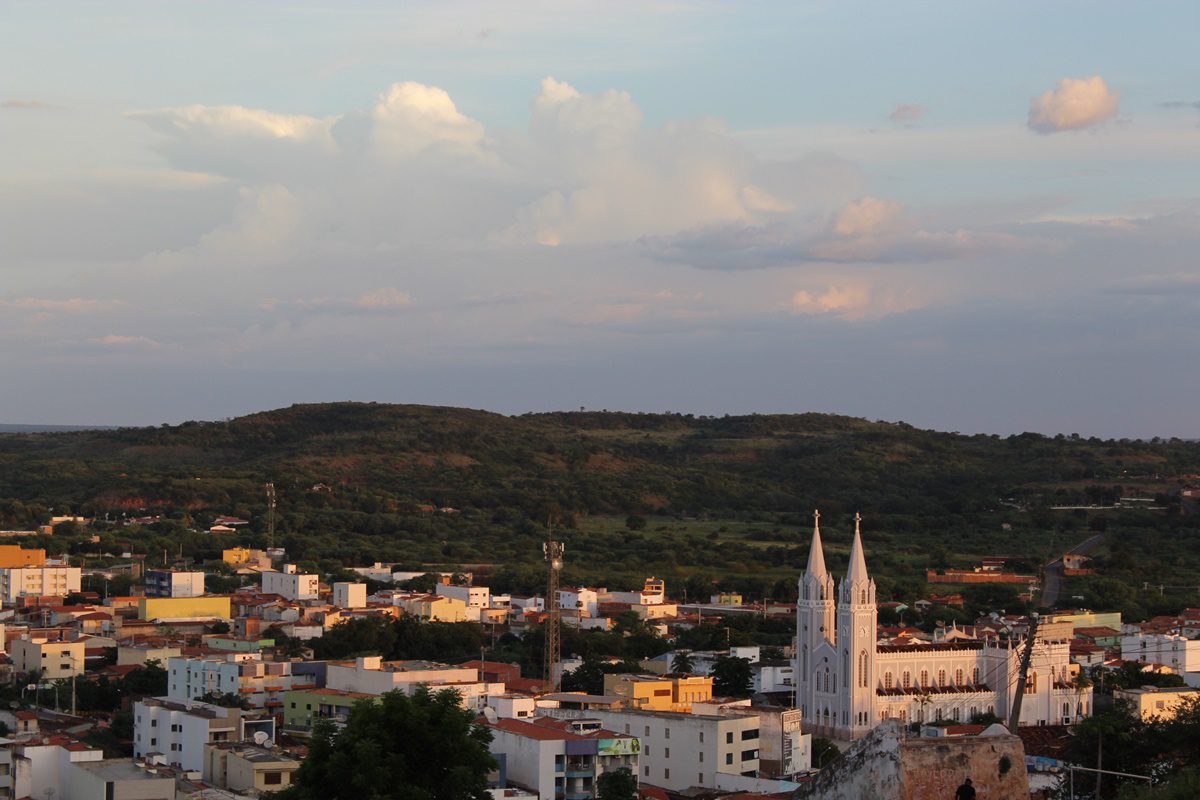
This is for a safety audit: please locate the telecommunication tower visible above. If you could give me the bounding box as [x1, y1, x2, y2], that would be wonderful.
[543, 520, 565, 691]
[265, 482, 277, 549]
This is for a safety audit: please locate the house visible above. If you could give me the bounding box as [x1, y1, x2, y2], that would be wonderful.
[203, 741, 300, 794]
[332, 582, 367, 609]
[144, 569, 206, 598]
[602, 674, 713, 713]
[261, 565, 319, 601]
[284, 687, 374, 732]
[12, 635, 85, 678]
[1114, 685, 1200, 721]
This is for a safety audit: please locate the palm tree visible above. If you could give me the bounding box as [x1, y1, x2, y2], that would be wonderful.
[671, 651, 695, 674]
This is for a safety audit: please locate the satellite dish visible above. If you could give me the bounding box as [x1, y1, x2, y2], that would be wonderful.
[482, 706, 499, 724]
[253, 731, 271, 746]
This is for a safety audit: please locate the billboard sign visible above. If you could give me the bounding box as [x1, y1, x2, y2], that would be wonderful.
[598, 738, 641, 757]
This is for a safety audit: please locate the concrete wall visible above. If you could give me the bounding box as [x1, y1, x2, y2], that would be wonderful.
[799, 721, 1028, 800]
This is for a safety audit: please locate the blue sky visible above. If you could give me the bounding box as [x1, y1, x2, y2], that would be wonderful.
[3, 2, 1200, 435]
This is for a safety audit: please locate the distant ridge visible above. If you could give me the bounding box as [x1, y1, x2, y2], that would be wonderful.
[0, 424, 119, 433]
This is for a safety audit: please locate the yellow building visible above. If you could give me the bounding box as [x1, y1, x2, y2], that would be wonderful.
[203, 742, 299, 794]
[12, 636, 85, 678]
[1115, 686, 1200, 721]
[603, 673, 713, 712]
[400, 593, 469, 623]
[0, 545, 46, 568]
[222, 548, 272, 569]
[139, 596, 231, 621]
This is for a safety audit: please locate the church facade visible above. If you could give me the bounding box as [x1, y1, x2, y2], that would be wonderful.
[795, 512, 1092, 740]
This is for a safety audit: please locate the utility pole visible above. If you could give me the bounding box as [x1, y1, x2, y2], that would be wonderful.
[543, 518, 564, 692]
[266, 482, 277, 550]
[1008, 613, 1039, 733]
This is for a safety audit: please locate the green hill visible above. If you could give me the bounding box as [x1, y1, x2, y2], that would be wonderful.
[1, 402, 1198, 613]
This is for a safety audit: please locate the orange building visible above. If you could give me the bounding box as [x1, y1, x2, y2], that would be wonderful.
[0, 546, 46, 568]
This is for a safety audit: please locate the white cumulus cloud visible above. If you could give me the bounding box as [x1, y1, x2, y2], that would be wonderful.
[1028, 76, 1120, 134]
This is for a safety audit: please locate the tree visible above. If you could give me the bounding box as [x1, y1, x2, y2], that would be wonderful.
[670, 651, 694, 674]
[811, 737, 840, 769]
[624, 515, 646, 531]
[597, 767, 638, 800]
[275, 688, 495, 800]
[711, 656, 753, 697]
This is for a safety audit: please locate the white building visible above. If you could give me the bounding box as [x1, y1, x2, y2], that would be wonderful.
[12, 636, 85, 678]
[1121, 633, 1200, 686]
[548, 707, 761, 791]
[168, 653, 315, 708]
[326, 656, 502, 708]
[436, 583, 490, 613]
[0, 566, 82, 603]
[66, 759, 176, 800]
[558, 588, 600, 617]
[486, 716, 639, 800]
[796, 512, 1092, 740]
[261, 564, 319, 601]
[11, 736, 104, 800]
[144, 569, 206, 598]
[332, 582, 367, 609]
[133, 696, 275, 771]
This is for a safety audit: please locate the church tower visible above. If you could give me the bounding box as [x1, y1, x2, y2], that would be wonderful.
[835, 513, 878, 739]
[796, 510, 835, 717]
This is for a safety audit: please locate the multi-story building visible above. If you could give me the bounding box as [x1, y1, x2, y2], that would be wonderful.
[0, 546, 46, 568]
[0, 566, 81, 604]
[133, 696, 276, 771]
[547, 707, 759, 791]
[332, 582, 367, 609]
[65, 759, 176, 800]
[602, 674, 713, 712]
[325, 656, 502, 708]
[10, 736, 104, 800]
[262, 565, 319, 601]
[486, 716, 639, 800]
[558, 588, 600, 617]
[284, 687, 374, 731]
[223, 547, 273, 570]
[12, 636, 85, 678]
[167, 653, 317, 709]
[144, 569, 206, 598]
[1121, 633, 1200, 686]
[117, 644, 182, 667]
[436, 583, 490, 614]
[796, 512, 1092, 739]
[394, 593, 469, 622]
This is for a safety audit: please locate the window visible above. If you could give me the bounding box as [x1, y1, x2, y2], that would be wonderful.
[643, 766, 649, 777]
[665, 727, 670, 739]
[920, 670, 928, 688]
[264, 772, 282, 785]
[973, 668, 980, 685]
[726, 753, 733, 765]
[699, 731, 704, 743]
[698, 752, 703, 763]
[726, 732, 733, 744]
[937, 670, 946, 687]
[645, 726, 651, 736]
[665, 748, 670, 758]
[884, 672, 893, 689]
[644, 746, 650, 756]
[741, 749, 758, 761]
[741, 729, 759, 741]
[955, 669, 963, 686]
[664, 769, 670, 780]
[902, 671, 911, 689]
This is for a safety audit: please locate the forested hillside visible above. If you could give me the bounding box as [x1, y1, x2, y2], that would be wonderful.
[1, 402, 1198, 615]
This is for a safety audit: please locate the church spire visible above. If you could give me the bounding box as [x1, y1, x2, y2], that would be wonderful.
[806, 509, 828, 577]
[846, 512, 869, 584]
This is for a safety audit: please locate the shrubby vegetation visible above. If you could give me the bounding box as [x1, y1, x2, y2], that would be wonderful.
[1, 402, 1198, 610]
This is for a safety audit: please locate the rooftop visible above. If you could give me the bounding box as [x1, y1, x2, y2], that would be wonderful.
[75, 759, 172, 781]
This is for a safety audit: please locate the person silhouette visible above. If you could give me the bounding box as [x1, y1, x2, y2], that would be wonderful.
[954, 777, 976, 800]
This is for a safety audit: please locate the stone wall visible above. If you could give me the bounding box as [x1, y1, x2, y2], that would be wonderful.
[800, 721, 1029, 800]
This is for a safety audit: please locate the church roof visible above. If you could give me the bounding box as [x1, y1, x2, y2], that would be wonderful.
[846, 513, 869, 584]
[805, 510, 828, 578]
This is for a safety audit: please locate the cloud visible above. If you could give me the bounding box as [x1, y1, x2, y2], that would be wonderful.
[889, 104, 926, 124]
[1028, 76, 1120, 134]
[833, 196, 905, 237]
[90, 334, 160, 347]
[0, 297, 119, 313]
[354, 287, 413, 309]
[1, 99, 52, 110]
[790, 283, 923, 320]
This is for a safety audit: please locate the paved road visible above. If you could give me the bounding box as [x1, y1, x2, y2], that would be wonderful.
[1040, 532, 1105, 609]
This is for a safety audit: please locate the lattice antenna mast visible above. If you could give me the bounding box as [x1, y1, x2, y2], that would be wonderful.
[265, 482, 277, 549]
[543, 517, 565, 691]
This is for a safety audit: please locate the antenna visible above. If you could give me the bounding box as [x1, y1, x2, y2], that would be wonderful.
[265, 482, 277, 549]
[543, 516, 565, 692]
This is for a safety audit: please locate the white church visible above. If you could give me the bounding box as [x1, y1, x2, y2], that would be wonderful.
[795, 511, 1092, 740]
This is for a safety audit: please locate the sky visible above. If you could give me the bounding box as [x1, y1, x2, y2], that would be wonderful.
[3, 1, 1200, 437]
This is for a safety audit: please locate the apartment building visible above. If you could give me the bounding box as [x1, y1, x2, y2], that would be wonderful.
[9, 736, 104, 800]
[144, 569, 206, 598]
[167, 653, 317, 709]
[262, 564, 319, 601]
[486, 716, 639, 800]
[0, 566, 81, 604]
[435, 583, 491, 614]
[1114, 685, 1200, 721]
[133, 696, 276, 771]
[1122, 633, 1200, 686]
[12, 636, 85, 678]
[549, 708, 760, 792]
[284, 687, 374, 731]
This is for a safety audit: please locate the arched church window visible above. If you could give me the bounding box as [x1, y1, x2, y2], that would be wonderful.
[973, 667, 980, 685]
[884, 672, 893, 689]
[920, 670, 928, 688]
[859, 651, 868, 688]
[937, 669, 946, 687]
[955, 668, 964, 686]
[902, 671, 911, 688]
[860, 590, 866, 604]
